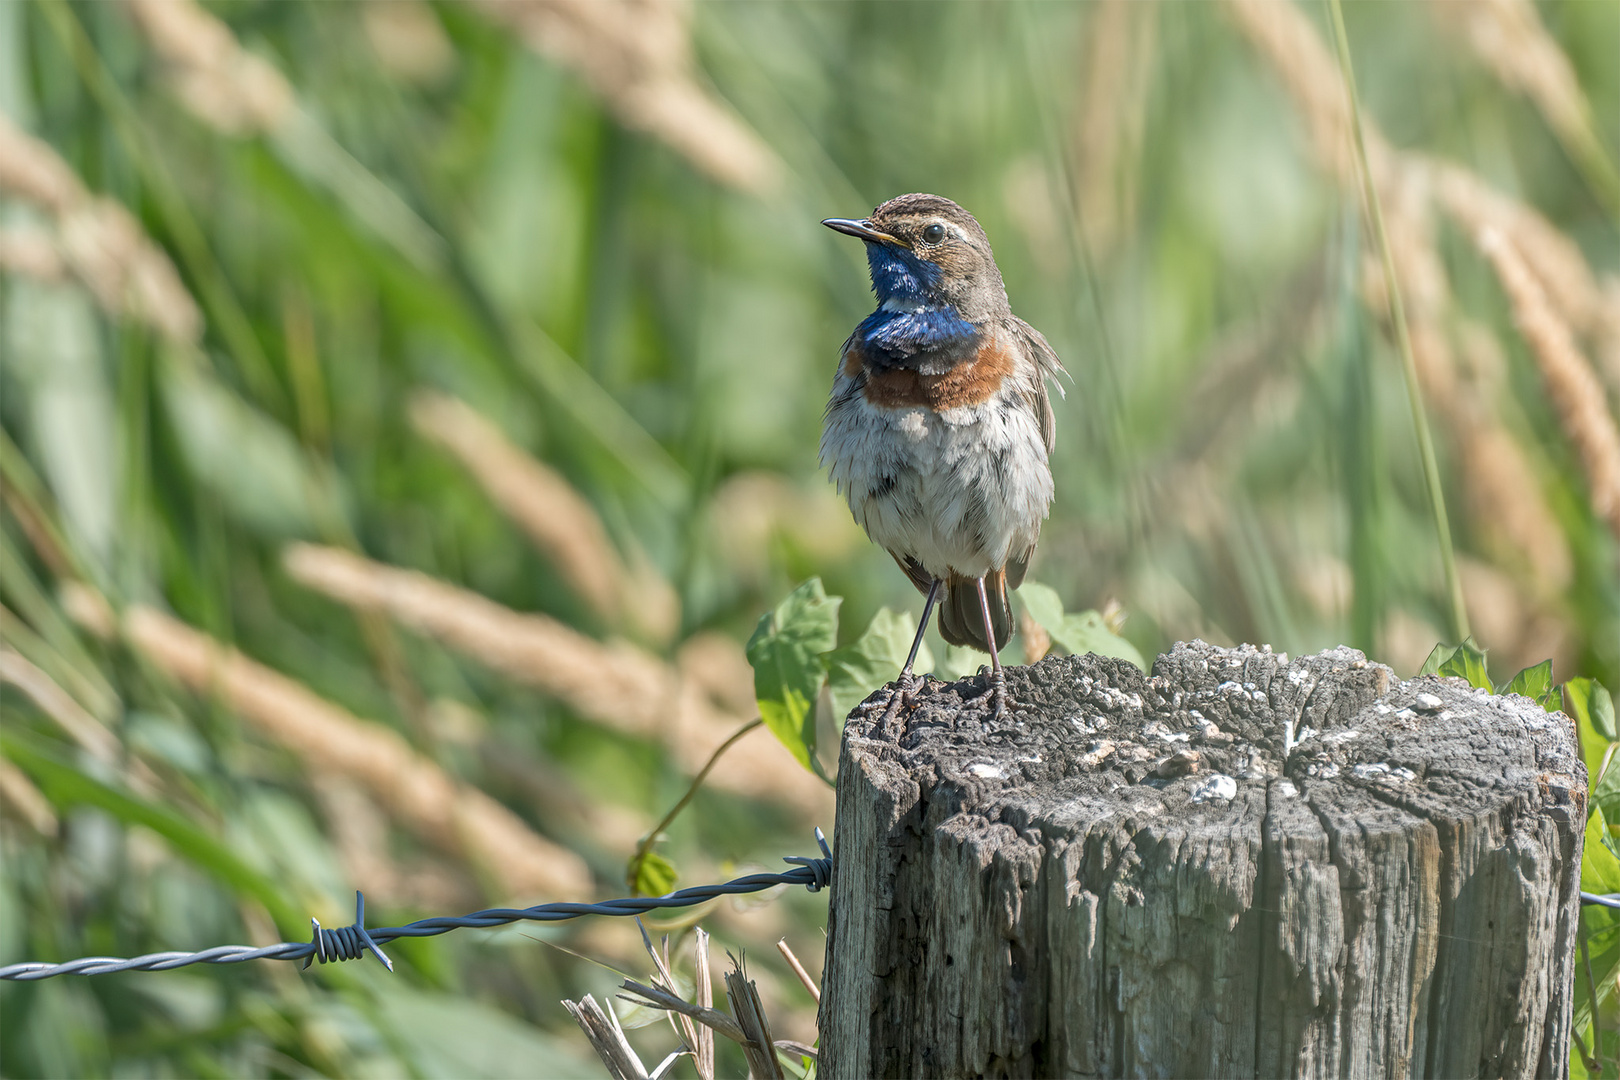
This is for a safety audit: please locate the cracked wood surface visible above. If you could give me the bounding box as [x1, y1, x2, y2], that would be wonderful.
[817, 642, 1584, 1079]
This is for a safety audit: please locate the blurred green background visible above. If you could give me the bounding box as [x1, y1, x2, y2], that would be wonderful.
[2, 0, 1617, 1075]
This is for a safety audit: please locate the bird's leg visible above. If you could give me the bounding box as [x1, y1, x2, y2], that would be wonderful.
[975, 575, 1011, 721]
[898, 579, 943, 693]
[879, 579, 941, 730]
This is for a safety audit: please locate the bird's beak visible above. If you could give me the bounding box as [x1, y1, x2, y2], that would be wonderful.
[822, 217, 906, 247]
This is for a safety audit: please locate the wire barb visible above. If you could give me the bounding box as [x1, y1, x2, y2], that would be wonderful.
[0, 831, 832, 982]
[780, 827, 832, 891]
[304, 893, 393, 972]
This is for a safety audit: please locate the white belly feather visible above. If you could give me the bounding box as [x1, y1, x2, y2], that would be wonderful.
[819, 376, 1053, 579]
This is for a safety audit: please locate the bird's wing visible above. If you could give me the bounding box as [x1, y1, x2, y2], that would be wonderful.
[1006, 544, 1035, 591]
[887, 550, 935, 595]
[1008, 316, 1066, 455]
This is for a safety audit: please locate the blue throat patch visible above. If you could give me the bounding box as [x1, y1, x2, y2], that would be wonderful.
[860, 244, 978, 362]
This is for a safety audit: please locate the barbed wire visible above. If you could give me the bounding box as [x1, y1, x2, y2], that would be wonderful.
[4, 834, 1611, 982]
[0, 830, 831, 982]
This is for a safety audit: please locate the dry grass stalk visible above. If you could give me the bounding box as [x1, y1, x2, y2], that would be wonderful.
[617, 947, 790, 1075]
[0, 757, 58, 837]
[1461, 415, 1574, 595]
[1226, 0, 1609, 356]
[0, 226, 67, 282]
[362, 1, 457, 86]
[0, 645, 162, 796]
[619, 977, 747, 1045]
[1433, 0, 1586, 138]
[1459, 557, 1577, 677]
[563, 994, 662, 1080]
[724, 960, 784, 1079]
[282, 543, 832, 816]
[1072, 0, 1157, 257]
[692, 927, 716, 1080]
[123, 0, 293, 136]
[1221, 0, 1390, 186]
[408, 390, 679, 643]
[706, 471, 864, 591]
[462, 0, 780, 194]
[676, 631, 758, 719]
[1225, 0, 1587, 596]
[1478, 228, 1620, 544]
[775, 938, 819, 1004]
[0, 113, 202, 346]
[90, 601, 592, 900]
[1431, 0, 1618, 217]
[1374, 174, 1574, 596]
[1019, 609, 1052, 666]
[310, 775, 475, 912]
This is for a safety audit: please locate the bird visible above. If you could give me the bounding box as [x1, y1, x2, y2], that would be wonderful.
[819, 193, 1063, 719]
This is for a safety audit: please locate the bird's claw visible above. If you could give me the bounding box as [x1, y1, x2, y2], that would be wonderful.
[986, 670, 1012, 723]
[876, 671, 924, 731]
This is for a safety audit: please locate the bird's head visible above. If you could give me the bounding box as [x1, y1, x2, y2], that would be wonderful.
[824, 193, 1008, 323]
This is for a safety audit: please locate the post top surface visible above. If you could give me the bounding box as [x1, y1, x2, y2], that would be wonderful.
[841, 641, 1583, 827]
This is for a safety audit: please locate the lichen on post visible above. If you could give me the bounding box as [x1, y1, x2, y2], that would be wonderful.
[818, 642, 1585, 1079]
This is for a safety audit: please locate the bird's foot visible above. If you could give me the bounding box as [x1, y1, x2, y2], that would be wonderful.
[877, 671, 925, 731]
[985, 668, 1012, 724]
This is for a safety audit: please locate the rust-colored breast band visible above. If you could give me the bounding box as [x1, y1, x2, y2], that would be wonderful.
[860, 335, 1015, 411]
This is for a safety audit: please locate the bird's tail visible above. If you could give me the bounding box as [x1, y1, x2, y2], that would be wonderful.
[937, 571, 1015, 655]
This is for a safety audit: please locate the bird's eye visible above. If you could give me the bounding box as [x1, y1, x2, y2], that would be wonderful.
[921, 223, 946, 244]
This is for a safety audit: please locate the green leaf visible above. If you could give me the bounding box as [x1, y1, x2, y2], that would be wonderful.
[626, 849, 677, 898]
[1567, 678, 1618, 741]
[1496, 659, 1554, 708]
[1566, 678, 1618, 792]
[1019, 582, 1145, 670]
[1416, 642, 1453, 679]
[1574, 806, 1620, 1044]
[825, 607, 932, 722]
[1596, 769, 1620, 857]
[1436, 637, 1491, 692]
[746, 578, 840, 771]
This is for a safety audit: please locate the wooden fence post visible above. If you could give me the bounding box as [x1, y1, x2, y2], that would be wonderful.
[818, 642, 1585, 1078]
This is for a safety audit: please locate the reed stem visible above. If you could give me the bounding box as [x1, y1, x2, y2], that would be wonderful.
[1326, 0, 1470, 643]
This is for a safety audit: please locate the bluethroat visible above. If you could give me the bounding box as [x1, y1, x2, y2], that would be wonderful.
[820, 193, 1064, 719]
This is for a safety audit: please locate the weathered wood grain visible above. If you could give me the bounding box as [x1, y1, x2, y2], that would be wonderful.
[818, 642, 1584, 1079]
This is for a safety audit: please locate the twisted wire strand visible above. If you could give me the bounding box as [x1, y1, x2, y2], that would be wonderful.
[0, 830, 832, 982]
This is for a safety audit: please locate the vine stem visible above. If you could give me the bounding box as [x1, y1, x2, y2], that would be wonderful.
[1325, 0, 1470, 643]
[628, 718, 763, 892]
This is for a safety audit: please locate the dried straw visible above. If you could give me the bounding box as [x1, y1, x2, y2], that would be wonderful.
[83, 600, 592, 900]
[1431, 0, 1619, 218]
[311, 776, 474, 911]
[1226, 0, 1609, 357]
[282, 543, 832, 816]
[1225, 0, 1588, 587]
[362, 1, 456, 86]
[1433, 0, 1585, 138]
[1, 647, 115, 764]
[462, 0, 780, 194]
[123, 0, 293, 136]
[1477, 229, 1620, 544]
[1222, 0, 1389, 186]
[1019, 610, 1052, 667]
[0, 226, 66, 282]
[0, 758, 57, 837]
[1430, 160, 1617, 383]
[1072, 0, 1157, 258]
[408, 390, 679, 643]
[0, 114, 202, 346]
